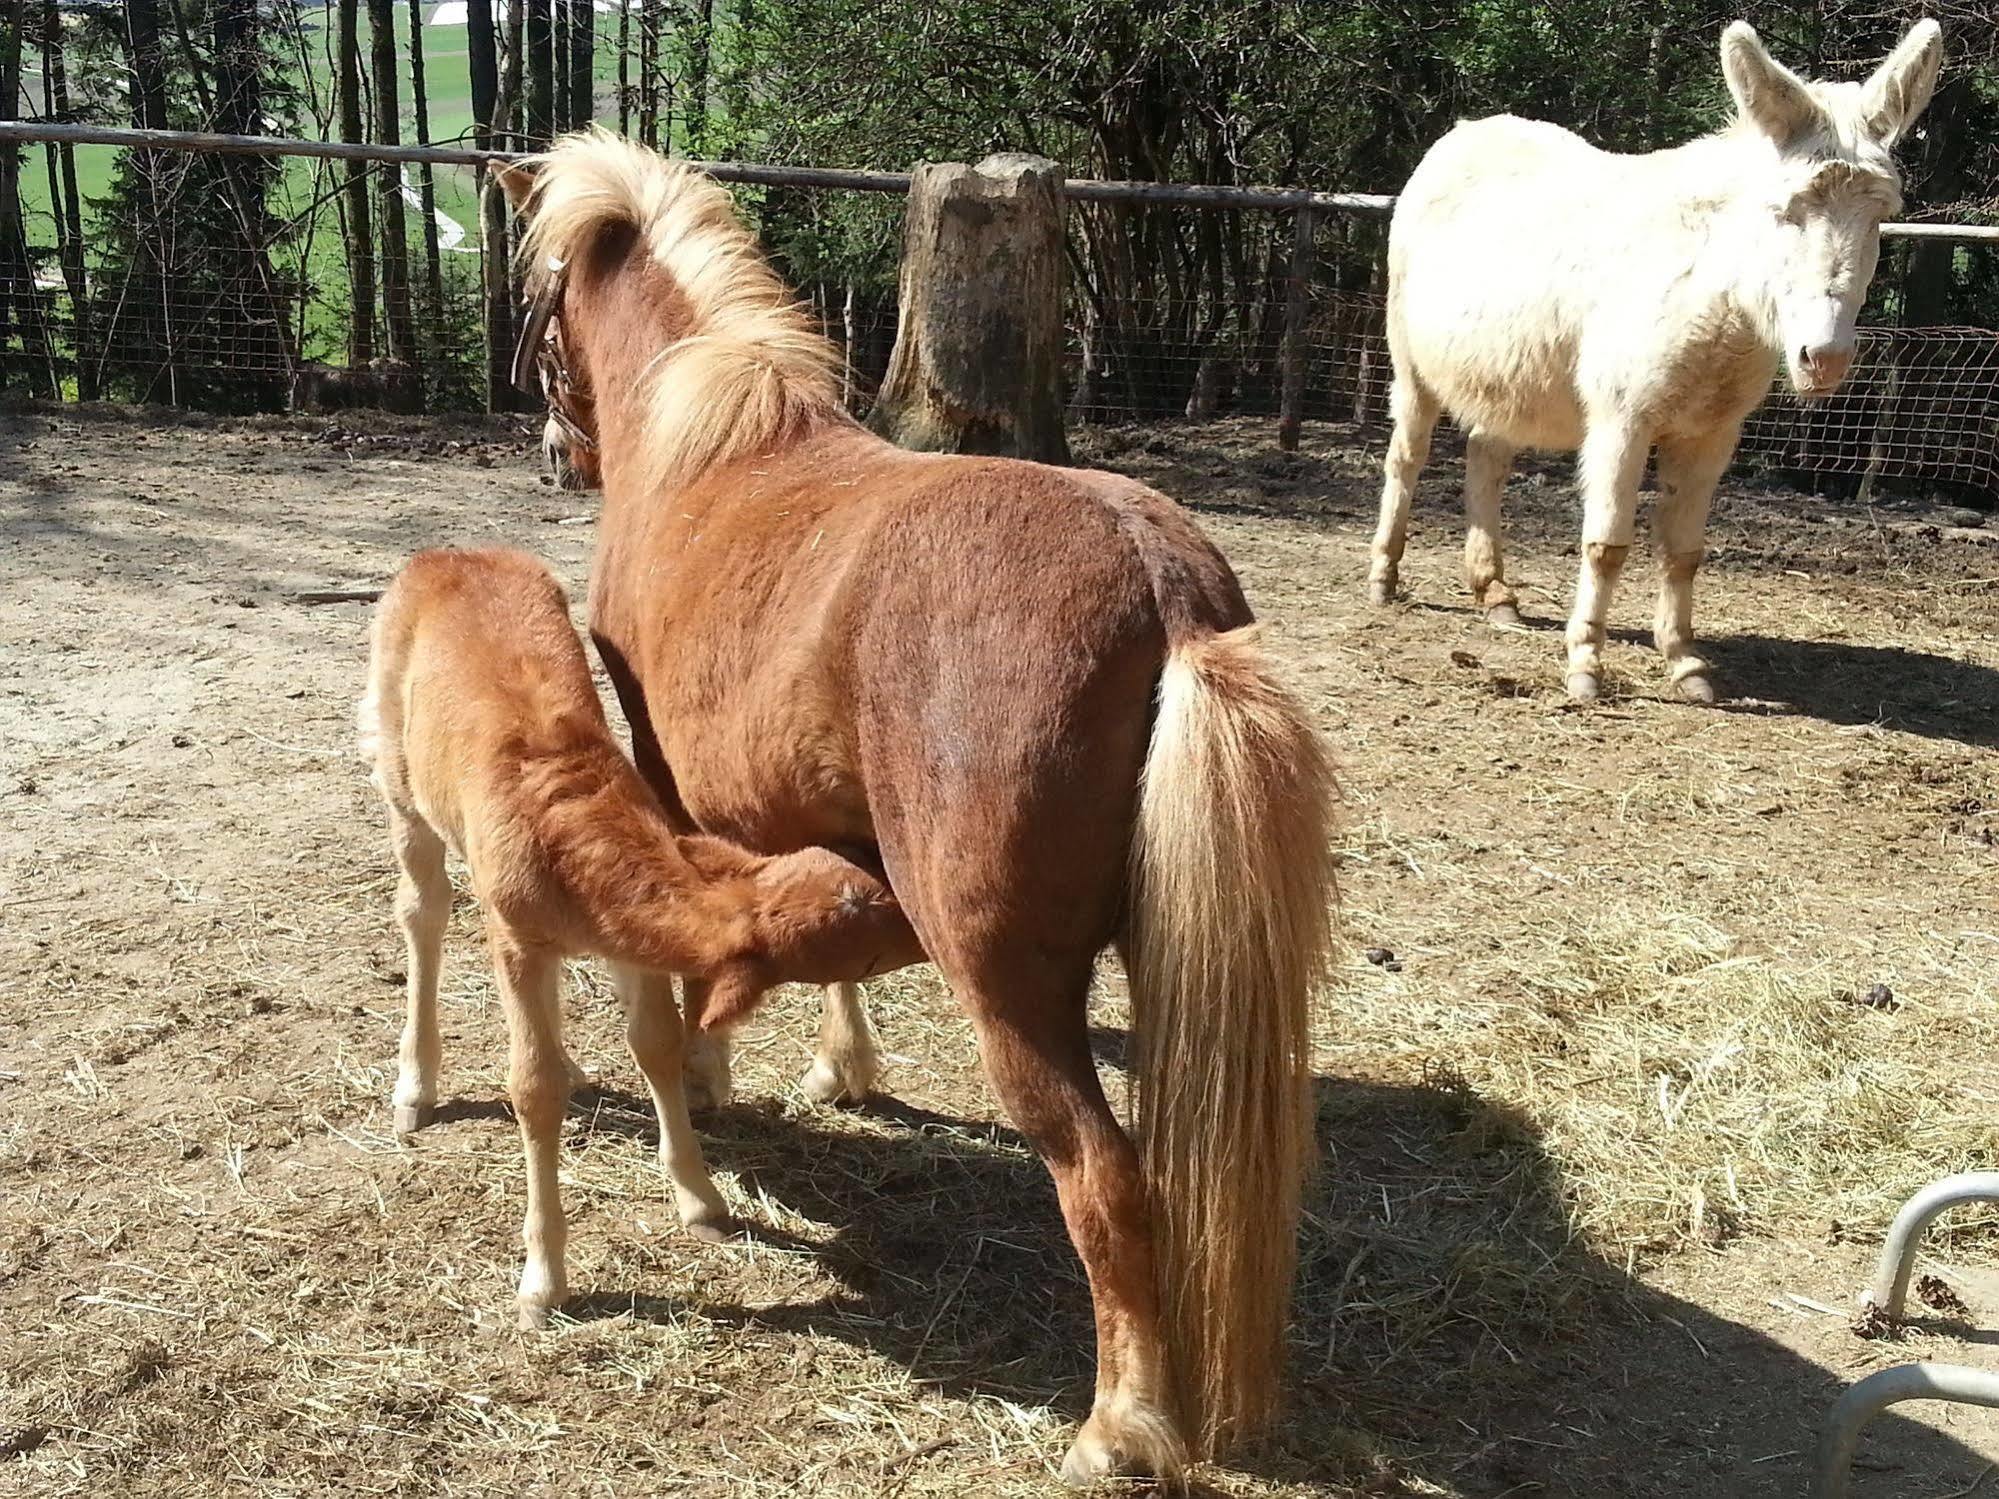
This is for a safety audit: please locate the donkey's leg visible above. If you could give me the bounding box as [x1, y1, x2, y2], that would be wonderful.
[1652, 426, 1738, 705]
[946, 949, 1180, 1483]
[493, 932, 570, 1328]
[1368, 375, 1440, 605]
[677, 977, 735, 1111]
[1463, 429, 1522, 627]
[1563, 421, 1650, 702]
[388, 806, 450, 1135]
[799, 982, 881, 1105]
[611, 963, 736, 1241]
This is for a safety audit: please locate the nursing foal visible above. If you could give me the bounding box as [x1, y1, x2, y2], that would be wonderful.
[1371, 20, 1943, 701]
[359, 547, 920, 1326]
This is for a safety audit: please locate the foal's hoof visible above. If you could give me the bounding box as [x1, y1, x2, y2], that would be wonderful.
[392, 1102, 431, 1136]
[1486, 601, 1526, 632]
[1564, 671, 1601, 703]
[1674, 670, 1717, 705]
[1367, 577, 1397, 607]
[682, 1069, 733, 1114]
[516, 1298, 555, 1332]
[799, 1057, 871, 1107]
[684, 1213, 741, 1245]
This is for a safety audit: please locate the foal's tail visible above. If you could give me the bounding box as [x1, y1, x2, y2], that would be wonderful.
[1126, 625, 1336, 1455]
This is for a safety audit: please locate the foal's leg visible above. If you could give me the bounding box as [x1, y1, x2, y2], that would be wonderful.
[1652, 426, 1738, 705]
[678, 977, 735, 1111]
[1563, 419, 1650, 702]
[492, 931, 570, 1328]
[1463, 429, 1523, 628]
[799, 982, 881, 1105]
[610, 964, 735, 1241]
[951, 952, 1181, 1483]
[1368, 374, 1440, 604]
[388, 805, 450, 1134]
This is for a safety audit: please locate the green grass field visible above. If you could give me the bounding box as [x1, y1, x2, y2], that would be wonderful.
[14, 2, 631, 370]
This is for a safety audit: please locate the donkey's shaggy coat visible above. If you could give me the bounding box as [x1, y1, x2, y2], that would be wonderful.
[1371, 20, 1943, 702]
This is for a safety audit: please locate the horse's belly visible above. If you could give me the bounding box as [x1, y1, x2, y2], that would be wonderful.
[658, 702, 873, 855]
[1405, 315, 1586, 451]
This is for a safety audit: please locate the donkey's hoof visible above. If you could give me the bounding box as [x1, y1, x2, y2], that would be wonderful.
[392, 1101, 431, 1136]
[515, 1297, 556, 1332]
[1367, 577, 1398, 607]
[1674, 670, 1717, 705]
[1486, 602, 1526, 632]
[799, 1057, 871, 1107]
[1565, 671, 1601, 703]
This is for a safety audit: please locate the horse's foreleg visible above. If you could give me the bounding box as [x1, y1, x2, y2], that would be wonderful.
[800, 981, 881, 1105]
[493, 933, 569, 1328]
[388, 805, 450, 1135]
[1463, 429, 1521, 627]
[1564, 422, 1650, 701]
[612, 964, 736, 1242]
[677, 977, 735, 1110]
[1368, 374, 1438, 605]
[1652, 426, 1738, 704]
[953, 957, 1184, 1485]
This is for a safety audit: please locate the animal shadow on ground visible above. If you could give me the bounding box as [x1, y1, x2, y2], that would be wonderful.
[548, 1031, 1988, 1498]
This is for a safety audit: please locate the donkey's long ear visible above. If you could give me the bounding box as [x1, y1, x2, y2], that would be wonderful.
[1721, 21, 1821, 144]
[1860, 19, 1943, 145]
[492, 160, 540, 213]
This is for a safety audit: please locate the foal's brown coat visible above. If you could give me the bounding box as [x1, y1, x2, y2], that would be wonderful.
[504, 132, 1338, 1482]
[360, 547, 920, 1324]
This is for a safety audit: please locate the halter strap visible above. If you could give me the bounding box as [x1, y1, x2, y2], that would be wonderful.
[511, 255, 568, 396]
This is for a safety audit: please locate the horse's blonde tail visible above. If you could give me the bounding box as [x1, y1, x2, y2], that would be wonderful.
[1126, 625, 1336, 1455]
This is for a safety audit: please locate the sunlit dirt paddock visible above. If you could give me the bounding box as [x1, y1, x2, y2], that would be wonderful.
[3, 405, 1996, 1498]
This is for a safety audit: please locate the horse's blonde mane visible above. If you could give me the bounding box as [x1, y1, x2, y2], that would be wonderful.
[518, 130, 845, 489]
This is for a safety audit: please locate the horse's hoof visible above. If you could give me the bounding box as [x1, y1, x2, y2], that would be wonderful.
[1486, 602, 1526, 632]
[682, 1069, 732, 1113]
[1367, 577, 1397, 607]
[392, 1101, 430, 1136]
[1059, 1401, 1185, 1487]
[1675, 671, 1717, 705]
[799, 1058, 870, 1107]
[1565, 671, 1601, 703]
[684, 1213, 740, 1245]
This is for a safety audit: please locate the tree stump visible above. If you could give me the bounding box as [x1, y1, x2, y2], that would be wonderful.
[868, 153, 1071, 464]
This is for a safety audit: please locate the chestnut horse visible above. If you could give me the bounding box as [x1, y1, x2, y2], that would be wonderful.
[499, 133, 1336, 1482]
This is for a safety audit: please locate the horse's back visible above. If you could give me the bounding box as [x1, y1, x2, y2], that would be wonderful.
[600, 430, 1250, 953]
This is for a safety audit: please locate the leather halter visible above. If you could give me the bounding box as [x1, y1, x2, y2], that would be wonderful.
[511, 256, 598, 452]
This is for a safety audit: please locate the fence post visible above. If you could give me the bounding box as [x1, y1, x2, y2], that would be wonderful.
[1278, 206, 1317, 452]
[869, 152, 1070, 463]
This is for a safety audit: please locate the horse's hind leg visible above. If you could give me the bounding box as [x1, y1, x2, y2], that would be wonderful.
[1464, 429, 1522, 628]
[1368, 371, 1439, 604]
[1651, 425, 1737, 704]
[388, 805, 450, 1134]
[611, 964, 735, 1242]
[493, 932, 570, 1328]
[800, 982, 880, 1105]
[945, 946, 1182, 1483]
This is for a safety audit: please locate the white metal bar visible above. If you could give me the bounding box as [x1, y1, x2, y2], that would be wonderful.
[1863, 1171, 1999, 1320]
[1813, 1362, 1999, 1499]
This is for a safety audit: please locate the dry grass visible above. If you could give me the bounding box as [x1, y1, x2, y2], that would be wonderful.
[2, 408, 1997, 1497]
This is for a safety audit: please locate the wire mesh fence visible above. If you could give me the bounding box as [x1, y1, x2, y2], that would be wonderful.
[2, 130, 1996, 499]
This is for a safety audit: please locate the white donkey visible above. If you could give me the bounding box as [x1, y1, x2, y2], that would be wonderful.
[1369, 20, 1943, 702]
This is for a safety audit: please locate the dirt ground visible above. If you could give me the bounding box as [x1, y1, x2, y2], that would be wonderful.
[2, 405, 1996, 1499]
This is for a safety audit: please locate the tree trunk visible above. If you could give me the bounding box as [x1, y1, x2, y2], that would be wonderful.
[122, 0, 177, 399]
[550, 0, 568, 126]
[616, 0, 629, 133]
[682, 0, 712, 149]
[336, 0, 375, 364]
[212, 0, 288, 399]
[525, 0, 552, 143]
[368, 0, 419, 393]
[1276, 208, 1317, 451]
[42, 0, 94, 398]
[566, 0, 593, 130]
[636, 0, 658, 146]
[467, 0, 510, 409]
[869, 153, 1069, 463]
[407, 0, 445, 357]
